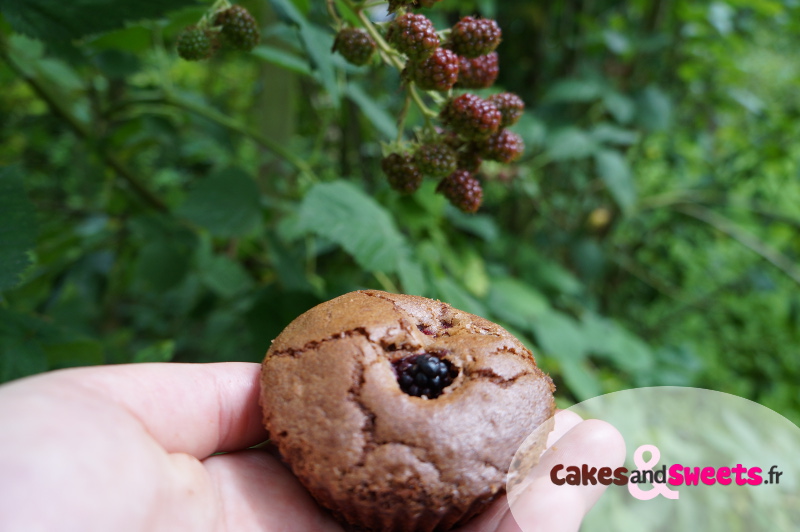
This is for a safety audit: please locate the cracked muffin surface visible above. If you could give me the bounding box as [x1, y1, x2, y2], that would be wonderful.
[259, 289, 555, 532]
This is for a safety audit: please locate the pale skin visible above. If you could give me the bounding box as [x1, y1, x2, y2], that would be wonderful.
[0, 363, 625, 532]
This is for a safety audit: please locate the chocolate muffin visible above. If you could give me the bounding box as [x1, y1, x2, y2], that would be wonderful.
[259, 290, 555, 532]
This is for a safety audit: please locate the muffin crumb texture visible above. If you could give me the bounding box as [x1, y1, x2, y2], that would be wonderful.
[260, 290, 555, 532]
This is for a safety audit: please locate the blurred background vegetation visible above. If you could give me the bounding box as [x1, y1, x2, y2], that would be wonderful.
[1, 0, 798, 424]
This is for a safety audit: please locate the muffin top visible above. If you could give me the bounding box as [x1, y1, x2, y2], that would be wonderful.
[260, 289, 555, 531]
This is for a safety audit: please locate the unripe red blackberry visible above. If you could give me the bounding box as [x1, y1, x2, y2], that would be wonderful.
[176, 26, 218, 61]
[386, 13, 440, 60]
[215, 5, 260, 51]
[437, 170, 483, 213]
[456, 52, 499, 89]
[414, 142, 457, 178]
[394, 353, 455, 398]
[440, 93, 502, 139]
[406, 48, 459, 91]
[332, 28, 376, 66]
[487, 92, 525, 127]
[479, 129, 524, 163]
[381, 153, 423, 193]
[446, 16, 502, 58]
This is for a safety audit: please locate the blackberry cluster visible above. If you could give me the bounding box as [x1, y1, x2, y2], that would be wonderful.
[333, 28, 376, 66]
[327, 6, 525, 213]
[176, 4, 259, 62]
[176, 26, 218, 61]
[394, 353, 456, 398]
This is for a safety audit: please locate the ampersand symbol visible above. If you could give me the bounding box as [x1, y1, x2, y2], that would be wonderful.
[628, 444, 680, 500]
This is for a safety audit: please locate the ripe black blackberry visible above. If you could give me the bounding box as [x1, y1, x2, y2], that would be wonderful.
[455, 52, 499, 89]
[414, 142, 457, 178]
[480, 129, 524, 163]
[394, 353, 456, 398]
[215, 5, 260, 51]
[332, 28, 376, 66]
[406, 48, 459, 92]
[381, 153, 423, 193]
[487, 92, 525, 127]
[440, 93, 502, 139]
[176, 26, 218, 61]
[437, 170, 483, 213]
[386, 13, 440, 60]
[446, 16, 502, 58]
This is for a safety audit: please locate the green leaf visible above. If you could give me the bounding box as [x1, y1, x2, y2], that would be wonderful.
[136, 238, 192, 292]
[133, 340, 176, 363]
[543, 79, 604, 103]
[297, 181, 408, 273]
[581, 313, 654, 374]
[44, 339, 104, 369]
[591, 123, 640, 146]
[397, 255, 428, 296]
[251, 45, 312, 76]
[636, 85, 672, 131]
[445, 206, 499, 241]
[603, 91, 636, 124]
[595, 149, 637, 213]
[1, 0, 200, 43]
[176, 167, 262, 238]
[530, 310, 586, 362]
[345, 84, 398, 139]
[560, 359, 603, 401]
[488, 276, 549, 330]
[198, 253, 254, 299]
[546, 127, 598, 161]
[433, 277, 488, 318]
[0, 165, 37, 292]
[0, 309, 52, 382]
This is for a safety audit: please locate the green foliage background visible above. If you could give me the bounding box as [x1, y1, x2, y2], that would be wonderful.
[1, 0, 799, 424]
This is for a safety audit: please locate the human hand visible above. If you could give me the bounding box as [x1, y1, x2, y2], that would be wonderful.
[0, 363, 622, 532]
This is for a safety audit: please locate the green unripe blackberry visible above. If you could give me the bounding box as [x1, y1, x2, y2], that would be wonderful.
[333, 28, 376, 66]
[406, 48, 459, 92]
[382, 153, 423, 193]
[437, 170, 483, 213]
[487, 92, 525, 127]
[440, 93, 502, 139]
[387, 13, 440, 60]
[176, 26, 218, 61]
[215, 5, 260, 51]
[456, 52, 499, 89]
[479, 129, 524, 163]
[446, 17, 502, 58]
[414, 142, 458, 178]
